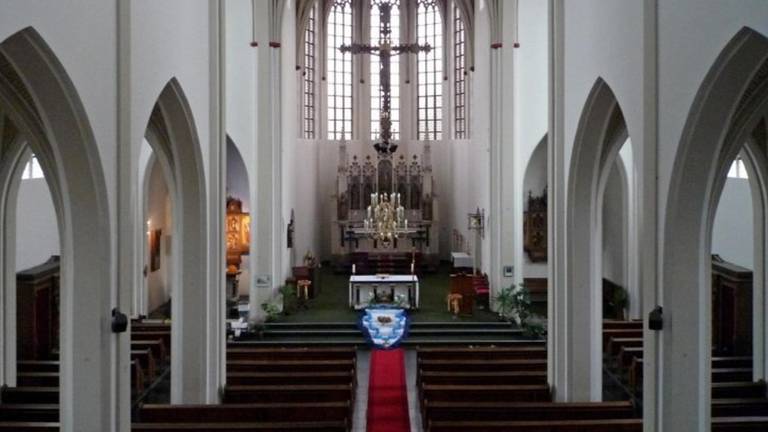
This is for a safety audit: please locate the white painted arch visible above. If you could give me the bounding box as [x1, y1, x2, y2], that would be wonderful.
[0, 27, 114, 431]
[661, 27, 768, 431]
[141, 78, 210, 404]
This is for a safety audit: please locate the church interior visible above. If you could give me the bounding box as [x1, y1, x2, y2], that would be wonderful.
[1, 0, 768, 431]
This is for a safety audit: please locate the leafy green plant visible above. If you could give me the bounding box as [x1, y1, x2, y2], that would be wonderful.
[613, 286, 629, 320]
[279, 284, 297, 314]
[496, 284, 546, 340]
[261, 302, 281, 322]
[494, 285, 517, 322]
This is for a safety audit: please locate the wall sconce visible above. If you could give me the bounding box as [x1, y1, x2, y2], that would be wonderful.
[468, 208, 485, 238]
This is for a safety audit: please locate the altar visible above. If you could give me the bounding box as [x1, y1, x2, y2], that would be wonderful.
[349, 275, 419, 310]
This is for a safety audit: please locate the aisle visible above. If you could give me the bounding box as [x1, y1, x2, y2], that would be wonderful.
[366, 348, 411, 432]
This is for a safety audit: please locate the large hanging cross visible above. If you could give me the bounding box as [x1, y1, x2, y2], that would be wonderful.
[340, 0, 431, 156]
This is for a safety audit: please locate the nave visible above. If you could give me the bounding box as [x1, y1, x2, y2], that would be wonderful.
[2, 0, 768, 431]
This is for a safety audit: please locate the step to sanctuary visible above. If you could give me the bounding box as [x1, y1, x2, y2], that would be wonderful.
[231, 321, 534, 347]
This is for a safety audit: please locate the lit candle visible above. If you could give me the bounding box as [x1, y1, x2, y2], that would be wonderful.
[352, 264, 356, 274]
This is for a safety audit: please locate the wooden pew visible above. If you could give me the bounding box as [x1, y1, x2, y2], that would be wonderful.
[17, 372, 58, 387]
[607, 337, 642, 356]
[223, 384, 354, 404]
[137, 402, 351, 424]
[226, 371, 355, 386]
[603, 330, 643, 350]
[17, 361, 58, 373]
[0, 422, 59, 431]
[416, 345, 547, 361]
[603, 320, 643, 331]
[132, 331, 171, 353]
[712, 416, 768, 430]
[419, 370, 547, 386]
[620, 346, 644, 367]
[418, 358, 547, 373]
[226, 346, 356, 361]
[132, 349, 157, 379]
[423, 400, 636, 422]
[713, 399, 768, 417]
[0, 404, 58, 422]
[421, 384, 551, 403]
[1, 387, 59, 404]
[132, 340, 167, 363]
[712, 382, 766, 399]
[426, 418, 642, 431]
[227, 359, 356, 373]
[132, 422, 348, 431]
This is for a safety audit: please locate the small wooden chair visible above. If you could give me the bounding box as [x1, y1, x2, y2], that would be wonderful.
[446, 293, 463, 316]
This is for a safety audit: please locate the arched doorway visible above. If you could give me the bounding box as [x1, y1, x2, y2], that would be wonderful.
[0, 27, 113, 430]
[565, 78, 636, 402]
[662, 27, 768, 429]
[138, 79, 208, 404]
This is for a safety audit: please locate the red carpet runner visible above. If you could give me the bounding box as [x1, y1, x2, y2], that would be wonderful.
[367, 348, 411, 432]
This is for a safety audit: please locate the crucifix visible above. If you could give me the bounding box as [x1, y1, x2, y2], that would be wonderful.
[340, 0, 432, 156]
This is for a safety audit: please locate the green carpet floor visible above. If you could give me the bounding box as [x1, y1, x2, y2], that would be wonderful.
[277, 264, 501, 323]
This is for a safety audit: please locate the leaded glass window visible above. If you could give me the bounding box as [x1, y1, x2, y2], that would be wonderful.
[327, 0, 353, 140]
[453, 4, 467, 139]
[303, 4, 316, 139]
[417, 0, 442, 140]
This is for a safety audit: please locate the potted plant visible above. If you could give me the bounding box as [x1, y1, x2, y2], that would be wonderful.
[613, 286, 629, 321]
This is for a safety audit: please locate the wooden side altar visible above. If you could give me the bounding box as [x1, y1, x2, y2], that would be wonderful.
[17, 256, 60, 360]
[712, 256, 753, 355]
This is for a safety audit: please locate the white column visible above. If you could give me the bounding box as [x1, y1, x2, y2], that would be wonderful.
[117, 1, 135, 428]
[205, 0, 227, 403]
[250, 0, 283, 321]
[547, 0, 569, 402]
[641, 0, 660, 430]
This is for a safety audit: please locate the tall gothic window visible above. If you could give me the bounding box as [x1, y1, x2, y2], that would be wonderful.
[417, 0, 443, 140]
[453, 5, 467, 139]
[370, 0, 400, 140]
[327, 0, 353, 140]
[303, 5, 316, 139]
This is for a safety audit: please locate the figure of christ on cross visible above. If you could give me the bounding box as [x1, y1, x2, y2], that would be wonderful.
[340, 0, 431, 156]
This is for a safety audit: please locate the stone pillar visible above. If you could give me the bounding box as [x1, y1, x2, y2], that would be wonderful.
[250, 0, 284, 322]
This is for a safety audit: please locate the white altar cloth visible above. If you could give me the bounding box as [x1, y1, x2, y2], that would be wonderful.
[349, 274, 419, 309]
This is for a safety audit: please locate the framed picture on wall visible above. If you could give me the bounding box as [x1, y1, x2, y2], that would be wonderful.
[150, 229, 162, 272]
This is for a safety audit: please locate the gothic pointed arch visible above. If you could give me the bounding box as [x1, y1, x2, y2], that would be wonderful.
[662, 27, 768, 428]
[0, 26, 113, 431]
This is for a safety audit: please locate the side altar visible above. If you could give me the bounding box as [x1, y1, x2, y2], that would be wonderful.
[331, 142, 440, 271]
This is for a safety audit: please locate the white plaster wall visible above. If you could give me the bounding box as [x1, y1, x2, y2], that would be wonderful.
[712, 178, 753, 270]
[15, 177, 59, 271]
[515, 0, 549, 282]
[293, 139, 321, 261]
[282, 0, 298, 277]
[602, 161, 626, 286]
[130, 1, 212, 173]
[562, 1, 645, 184]
[0, 1, 118, 219]
[656, 1, 768, 230]
[461, 1, 492, 275]
[145, 159, 172, 315]
[225, 0, 257, 171]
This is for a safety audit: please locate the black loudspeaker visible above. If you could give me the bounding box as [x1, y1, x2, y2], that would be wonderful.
[648, 306, 663, 331]
[112, 308, 128, 333]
